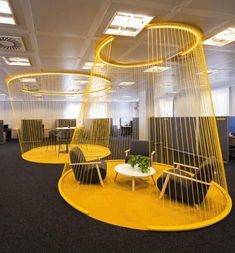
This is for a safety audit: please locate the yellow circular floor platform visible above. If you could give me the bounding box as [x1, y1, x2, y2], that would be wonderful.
[58, 161, 232, 231]
[22, 144, 111, 164]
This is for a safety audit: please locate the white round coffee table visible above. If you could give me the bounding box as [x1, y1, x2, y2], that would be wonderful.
[114, 163, 156, 191]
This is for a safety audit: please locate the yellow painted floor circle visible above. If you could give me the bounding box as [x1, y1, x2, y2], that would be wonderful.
[58, 161, 232, 231]
[22, 144, 111, 164]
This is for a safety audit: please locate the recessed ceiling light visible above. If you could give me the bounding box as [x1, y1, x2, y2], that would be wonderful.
[144, 66, 171, 73]
[107, 89, 116, 93]
[2, 56, 31, 66]
[74, 79, 88, 84]
[20, 78, 36, 83]
[104, 12, 153, 37]
[203, 27, 235, 46]
[207, 69, 220, 75]
[0, 0, 12, 14]
[82, 61, 105, 69]
[196, 69, 221, 75]
[0, 15, 15, 25]
[122, 95, 132, 98]
[119, 81, 136, 86]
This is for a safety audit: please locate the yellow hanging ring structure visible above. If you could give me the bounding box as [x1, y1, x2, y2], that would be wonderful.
[6, 71, 111, 96]
[96, 22, 202, 68]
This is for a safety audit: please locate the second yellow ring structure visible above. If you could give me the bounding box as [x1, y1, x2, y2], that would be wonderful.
[96, 22, 202, 68]
[7, 71, 111, 161]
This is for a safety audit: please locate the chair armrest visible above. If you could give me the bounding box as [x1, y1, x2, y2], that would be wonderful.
[173, 162, 199, 171]
[162, 170, 212, 186]
[70, 161, 101, 166]
[124, 149, 131, 157]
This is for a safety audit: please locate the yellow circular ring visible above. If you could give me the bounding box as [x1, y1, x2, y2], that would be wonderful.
[96, 22, 202, 68]
[6, 71, 111, 96]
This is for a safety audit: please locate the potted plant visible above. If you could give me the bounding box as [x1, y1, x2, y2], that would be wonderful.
[127, 155, 150, 173]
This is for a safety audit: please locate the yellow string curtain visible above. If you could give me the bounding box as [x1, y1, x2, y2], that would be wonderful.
[7, 71, 111, 164]
[93, 22, 232, 230]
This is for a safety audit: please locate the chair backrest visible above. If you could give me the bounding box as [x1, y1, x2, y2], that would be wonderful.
[194, 156, 217, 183]
[130, 140, 151, 157]
[69, 146, 86, 180]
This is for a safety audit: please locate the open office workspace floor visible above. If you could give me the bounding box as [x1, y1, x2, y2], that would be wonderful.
[0, 140, 235, 253]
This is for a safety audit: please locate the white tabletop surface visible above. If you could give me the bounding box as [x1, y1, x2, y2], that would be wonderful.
[114, 163, 156, 178]
[56, 127, 76, 130]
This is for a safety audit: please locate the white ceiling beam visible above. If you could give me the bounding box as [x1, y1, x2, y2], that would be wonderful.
[73, 0, 111, 69]
[20, 0, 42, 70]
[35, 31, 88, 40]
[111, 0, 174, 10]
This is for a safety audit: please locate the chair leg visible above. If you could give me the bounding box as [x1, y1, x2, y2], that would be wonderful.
[151, 175, 155, 185]
[114, 172, 118, 181]
[159, 174, 170, 199]
[96, 164, 104, 187]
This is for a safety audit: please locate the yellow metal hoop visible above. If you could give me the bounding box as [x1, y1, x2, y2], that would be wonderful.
[6, 71, 111, 96]
[96, 23, 202, 68]
[147, 23, 202, 56]
[96, 36, 163, 68]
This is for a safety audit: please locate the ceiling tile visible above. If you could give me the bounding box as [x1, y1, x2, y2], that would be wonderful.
[30, 0, 103, 36]
[171, 12, 227, 34]
[188, 0, 235, 15]
[40, 56, 77, 71]
[37, 35, 84, 58]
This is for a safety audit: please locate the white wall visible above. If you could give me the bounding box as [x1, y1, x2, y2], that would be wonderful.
[174, 92, 202, 117]
[0, 101, 138, 129]
[211, 87, 229, 116]
[230, 87, 235, 116]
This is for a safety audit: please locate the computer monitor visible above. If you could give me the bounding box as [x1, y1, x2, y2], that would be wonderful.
[4, 124, 8, 130]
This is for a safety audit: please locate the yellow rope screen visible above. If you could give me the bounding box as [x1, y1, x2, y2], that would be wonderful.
[89, 22, 232, 230]
[6, 22, 232, 230]
[7, 71, 111, 162]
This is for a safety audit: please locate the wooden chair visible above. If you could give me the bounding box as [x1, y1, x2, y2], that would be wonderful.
[157, 156, 217, 206]
[69, 146, 106, 187]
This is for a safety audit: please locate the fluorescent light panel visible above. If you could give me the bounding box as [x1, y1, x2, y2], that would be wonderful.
[122, 95, 132, 98]
[104, 12, 153, 37]
[2, 56, 31, 66]
[144, 66, 171, 73]
[0, 15, 15, 24]
[74, 79, 88, 84]
[82, 61, 105, 69]
[203, 27, 235, 46]
[0, 0, 12, 14]
[119, 81, 135, 86]
[107, 89, 116, 93]
[20, 78, 36, 83]
[0, 0, 15, 25]
[196, 69, 221, 75]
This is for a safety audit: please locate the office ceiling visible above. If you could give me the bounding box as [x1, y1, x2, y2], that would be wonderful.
[0, 0, 235, 101]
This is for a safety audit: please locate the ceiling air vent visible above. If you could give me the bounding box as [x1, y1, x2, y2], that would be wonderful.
[0, 35, 25, 51]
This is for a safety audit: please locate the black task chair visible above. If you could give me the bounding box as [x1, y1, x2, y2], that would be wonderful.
[69, 146, 107, 186]
[124, 140, 155, 165]
[157, 156, 217, 206]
